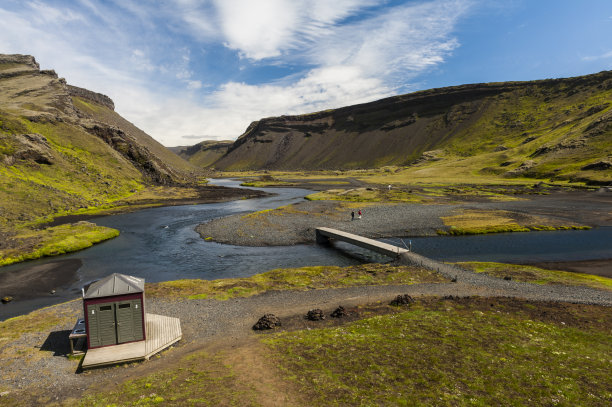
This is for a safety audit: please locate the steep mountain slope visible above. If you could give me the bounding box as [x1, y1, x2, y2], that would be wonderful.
[0, 54, 194, 229]
[171, 140, 233, 168]
[210, 71, 612, 184]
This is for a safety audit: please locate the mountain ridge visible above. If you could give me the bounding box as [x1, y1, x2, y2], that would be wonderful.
[190, 70, 611, 185]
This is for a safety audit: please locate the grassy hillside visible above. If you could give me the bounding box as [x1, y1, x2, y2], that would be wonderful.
[208, 71, 612, 185]
[0, 54, 196, 264]
[171, 140, 233, 168]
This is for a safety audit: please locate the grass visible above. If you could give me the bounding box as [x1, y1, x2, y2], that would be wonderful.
[457, 261, 612, 291]
[438, 209, 590, 235]
[76, 350, 259, 407]
[305, 188, 428, 203]
[146, 263, 448, 300]
[0, 222, 119, 266]
[264, 299, 612, 406]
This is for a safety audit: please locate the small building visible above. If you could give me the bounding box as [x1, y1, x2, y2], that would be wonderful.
[83, 273, 145, 349]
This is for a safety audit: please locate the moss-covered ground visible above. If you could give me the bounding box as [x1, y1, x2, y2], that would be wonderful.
[59, 297, 612, 407]
[0, 222, 119, 266]
[146, 263, 447, 300]
[265, 297, 612, 406]
[457, 261, 612, 291]
[438, 209, 590, 235]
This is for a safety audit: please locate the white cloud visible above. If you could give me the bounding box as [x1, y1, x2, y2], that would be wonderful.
[187, 80, 203, 89]
[0, 0, 472, 147]
[582, 50, 612, 61]
[212, 0, 378, 60]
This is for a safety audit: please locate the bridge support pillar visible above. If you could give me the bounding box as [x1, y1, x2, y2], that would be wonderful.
[315, 229, 330, 244]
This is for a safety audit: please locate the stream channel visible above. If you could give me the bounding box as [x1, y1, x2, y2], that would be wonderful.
[1, 178, 611, 320]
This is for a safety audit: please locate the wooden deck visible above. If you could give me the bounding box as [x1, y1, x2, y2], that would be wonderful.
[82, 313, 181, 369]
[316, 227, 408, 258]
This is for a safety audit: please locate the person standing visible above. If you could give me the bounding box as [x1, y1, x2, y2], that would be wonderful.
[351, 211, 355, 221]
[358, 209, 362, 219]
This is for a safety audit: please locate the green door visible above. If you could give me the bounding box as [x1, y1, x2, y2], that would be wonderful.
[116, 299, 143, 343]
[97, 304, 118, 346]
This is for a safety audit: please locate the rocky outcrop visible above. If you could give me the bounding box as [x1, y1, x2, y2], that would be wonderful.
[67, 85, 114, 110]
[82, 122, 177, 184]
[6, 133, 54, 165]
[581, 160, 612, 171]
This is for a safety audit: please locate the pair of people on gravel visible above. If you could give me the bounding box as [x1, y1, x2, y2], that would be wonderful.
[351, 209, 362, 220]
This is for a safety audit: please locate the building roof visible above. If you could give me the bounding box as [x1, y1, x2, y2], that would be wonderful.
[84, 273, 145, 299]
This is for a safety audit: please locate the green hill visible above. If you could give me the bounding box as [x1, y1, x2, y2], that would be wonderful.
[0, 54, 197, 264]
[207, 71, 612, 185]
[171, 140, 233, 168]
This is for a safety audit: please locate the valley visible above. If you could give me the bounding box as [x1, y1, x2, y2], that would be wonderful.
[1, 54, 611, 406]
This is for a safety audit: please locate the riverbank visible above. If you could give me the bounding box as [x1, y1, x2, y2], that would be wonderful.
[0, 184, 268, 269]
[529, 258, 612, 279]
[0, 259, 82, 301]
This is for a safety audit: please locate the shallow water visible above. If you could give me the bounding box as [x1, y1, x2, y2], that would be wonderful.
[0, 180, 383, 319]
[385, 227, 612, 263]
[1, 179, 611, 320]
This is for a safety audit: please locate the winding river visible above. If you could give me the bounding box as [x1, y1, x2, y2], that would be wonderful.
[1, 179, 611, 320]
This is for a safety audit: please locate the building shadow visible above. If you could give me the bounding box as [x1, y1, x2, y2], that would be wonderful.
[40, 330, 72, 356]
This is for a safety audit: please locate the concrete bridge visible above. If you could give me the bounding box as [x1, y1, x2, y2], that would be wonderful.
[315, 227, 408, 258]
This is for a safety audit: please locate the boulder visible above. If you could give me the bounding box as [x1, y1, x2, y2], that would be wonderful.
[252, 314, 281, 330]
[330, 306, 348, 318]
[306, 309, 325, 321]
[390, 294, 414, 306]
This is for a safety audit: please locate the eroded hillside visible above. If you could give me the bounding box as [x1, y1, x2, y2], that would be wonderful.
[209, 71, 612, 185]
[0, 54, 194, 237]
[171, 140, 233, 168]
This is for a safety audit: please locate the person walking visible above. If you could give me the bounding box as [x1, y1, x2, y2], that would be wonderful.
[351, 211, 355, 221]
[358, 209, 362, 219]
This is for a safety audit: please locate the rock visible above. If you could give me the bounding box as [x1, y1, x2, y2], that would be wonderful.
[390, 294, 414, 306]
[581, 160, 612, 171]
[494, 145, 508, 152]
[330, 306, 348, 318]
[521, 136, 537, 144]
[306, 309, 325, 321]
[504, 276, 512, 281]
[1, 296, 13, 304]
[252, 314, 281, 330]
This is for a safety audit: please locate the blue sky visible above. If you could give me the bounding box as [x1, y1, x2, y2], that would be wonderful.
[1, 0, 611, 146]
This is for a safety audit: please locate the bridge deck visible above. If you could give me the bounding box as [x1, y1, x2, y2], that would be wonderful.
[316, 227, 408, 258]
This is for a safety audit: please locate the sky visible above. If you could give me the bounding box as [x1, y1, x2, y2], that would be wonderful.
[1, 0, 612, 147]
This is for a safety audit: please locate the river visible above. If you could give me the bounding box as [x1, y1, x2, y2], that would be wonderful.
[1, 179, 611, 320]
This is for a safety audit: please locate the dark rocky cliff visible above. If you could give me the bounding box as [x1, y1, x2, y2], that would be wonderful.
[209, 70, 612, 184]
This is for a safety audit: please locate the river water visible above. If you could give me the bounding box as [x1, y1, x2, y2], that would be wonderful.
[1, 179, 611, 320]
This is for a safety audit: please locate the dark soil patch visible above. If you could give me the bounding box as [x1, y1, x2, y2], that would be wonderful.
[419, 296, 612, 333]
[529, 258, 612, 278]
[267, 297, 612, 334]
[0, 259, 81, 300]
